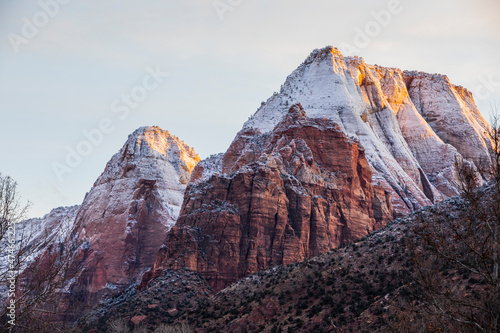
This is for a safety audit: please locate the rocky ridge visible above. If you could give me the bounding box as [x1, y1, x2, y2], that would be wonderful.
[0, 205, 78, 305]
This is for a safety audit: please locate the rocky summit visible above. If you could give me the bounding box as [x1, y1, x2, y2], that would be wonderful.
[242, 47, 491, 214]
[13, 126, 201, 320]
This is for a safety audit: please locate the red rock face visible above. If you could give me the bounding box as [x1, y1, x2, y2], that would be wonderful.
[152, 105, 393, 291]
[71, 179, 168, 299]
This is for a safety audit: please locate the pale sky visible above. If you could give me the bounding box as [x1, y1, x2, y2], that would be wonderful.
[1, 0, 499, 218]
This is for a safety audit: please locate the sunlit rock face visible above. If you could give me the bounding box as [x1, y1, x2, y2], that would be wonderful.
[150, 104, 394, 291]
[402, 71, 492, 172]
[148, 46, 493, 291]
[67, 126, 200, 306]
[347, 59, 485, 199]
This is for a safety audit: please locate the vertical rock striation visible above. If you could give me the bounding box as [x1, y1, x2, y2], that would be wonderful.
[151, 105, 393, 290]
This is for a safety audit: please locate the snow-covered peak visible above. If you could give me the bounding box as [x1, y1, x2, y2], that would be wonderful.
[128, 126, 199, 165]
[234, 45, 492, 215]
[94, 126, 200, 188]
[244, 46, 361, 135]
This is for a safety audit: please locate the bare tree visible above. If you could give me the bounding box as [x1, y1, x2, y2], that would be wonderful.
[0, 174, 32, 325]
[0, 174, 32, 277]
[0, 174, 29, 239]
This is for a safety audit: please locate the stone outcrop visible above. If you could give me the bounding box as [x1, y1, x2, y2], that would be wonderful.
[151, 105, 393, 291]
[402, 70, 492, 172]
[347, 59, 483, 199]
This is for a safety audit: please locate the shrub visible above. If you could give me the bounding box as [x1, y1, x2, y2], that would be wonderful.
[108, 318, 130, 333]
[153, 323, 193, 333]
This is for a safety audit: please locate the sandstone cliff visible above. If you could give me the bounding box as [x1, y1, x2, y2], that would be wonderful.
[150, 105, 393, 290]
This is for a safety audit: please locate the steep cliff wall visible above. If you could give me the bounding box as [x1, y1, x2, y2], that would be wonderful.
[151, 105, 393, 290]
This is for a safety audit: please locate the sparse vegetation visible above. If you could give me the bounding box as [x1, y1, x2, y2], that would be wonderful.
[153, 323, 193, 333]
[108, 317, 131, 333]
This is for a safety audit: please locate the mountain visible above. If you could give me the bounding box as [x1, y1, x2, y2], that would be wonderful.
[243, 47, 491, 212]
[7, 46, 495, 331]
[145, 46, 492, 292]
[66, 126, 200, 310]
